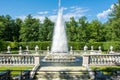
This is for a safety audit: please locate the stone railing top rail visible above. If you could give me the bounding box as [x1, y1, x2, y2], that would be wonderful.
[0, 54, 41, 56]
[83, 53, 120, 56]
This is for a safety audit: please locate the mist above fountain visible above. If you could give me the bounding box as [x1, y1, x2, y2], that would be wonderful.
[51, 3, 68, 53]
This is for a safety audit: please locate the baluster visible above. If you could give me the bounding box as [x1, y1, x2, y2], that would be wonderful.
[17, 56, 19, 64]
[114, 55, 116, 63]
[18, 56, 21, 64]
[27, 56, 28, 64]
[15, 56, 18, 64]
[20, 56, 22, 64]
[25, 56, 26, 64]
[0, 57, 1, 64]
[101, 56, 103, 64]
[27, 56, 30, 64]
[4, 57, 6, 64]
[92, 56, 95, 64]
[14, 57, 16, 64]
[111, 56, 114, 64]
[108, 56, 110, 64]
[100, 56, 102, 64]
[30, 56, 32, 64]
[117, 56, 119, 63]
[29, 56, 31, 64]
[106, 56, 108, 64]
[115, 56, 117, 63]
[23, 56, 25, 64]
[105, 55, 108, 64]
[118, 56, 120, 64]
[6, 57, 9, 64]
[89, 56, 91, 64]
[97, 56, 100, 64]
[109, 56, 112, 64]
[103, 55, 105, 64]
[32, 56, 35, 64]
[26, 56, 28, 64]
[94, 56, 97, 64]
[2, 57, 5, 64]
[28, 56, 30, 64]
[9, 57, 12, 64]
[13, 57, 16, 64]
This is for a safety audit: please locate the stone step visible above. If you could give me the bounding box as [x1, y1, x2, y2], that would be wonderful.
[35, 71, 90, 80]
[35, 66, 90, 80]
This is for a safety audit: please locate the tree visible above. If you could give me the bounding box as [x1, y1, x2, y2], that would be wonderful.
[78, 16, 89, 42]
[39, 17, 54, 41]
[0, 22, 5, 40]
[13, 18, 23, 42]
[2, 15, 15, 41]
[88, 20, 104, 42]
[20, 15, 40, 41]
[66, 17, 78, 41]
[108, 0, 120, 41]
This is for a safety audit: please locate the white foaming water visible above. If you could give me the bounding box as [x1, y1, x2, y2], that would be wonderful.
[51, 5, 68, 53]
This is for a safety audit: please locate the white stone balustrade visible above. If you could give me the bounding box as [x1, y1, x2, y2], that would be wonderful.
[0, 54, 40, 65]
[83, 54, 120, 66]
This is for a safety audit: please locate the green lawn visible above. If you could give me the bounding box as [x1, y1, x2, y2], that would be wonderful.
[90, 66, 120, 75]
[0, 66, 34, 77]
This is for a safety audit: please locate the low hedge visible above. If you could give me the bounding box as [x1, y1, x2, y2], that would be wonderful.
[0, 41, 120, 51]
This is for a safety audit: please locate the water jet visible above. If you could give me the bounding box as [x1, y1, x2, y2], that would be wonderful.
[44, 0, 76, 62]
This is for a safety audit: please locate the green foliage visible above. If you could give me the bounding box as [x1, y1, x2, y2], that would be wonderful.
[0, 0, 120, 51]
[69, 42, 85, 50]
[39, 17, 54, 41]
[18, 41, 52, 50]
[20, 15, 41, 41]
[1, 41, 120, 51]
[107, 0, 120, 41]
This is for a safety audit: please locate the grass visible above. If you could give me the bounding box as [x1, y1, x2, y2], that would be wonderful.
[90, 66, 120, 75]
[0, 66, 34, 77]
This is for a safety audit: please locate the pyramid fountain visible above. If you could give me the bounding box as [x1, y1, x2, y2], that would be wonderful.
[44, 0, 76, 62]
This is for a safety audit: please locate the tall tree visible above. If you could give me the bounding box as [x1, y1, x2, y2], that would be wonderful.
[108, 0, 120, 41]
[88, 20, 104, 42]
[0, 22, 5, 40]
[3, 15, 15, 41]
[39, 17, 54, 41]
[20, 15, 40, 41]
[78, 16, 89, 42]
[13, 18, 22, 42]
[66, 17, 78, 41]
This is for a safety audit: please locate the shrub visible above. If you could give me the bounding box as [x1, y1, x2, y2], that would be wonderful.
[1, 41, 120, 51]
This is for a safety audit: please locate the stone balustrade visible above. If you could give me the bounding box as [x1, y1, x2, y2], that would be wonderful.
[83, 54, 120, 66]
[0, 54, 40, 65]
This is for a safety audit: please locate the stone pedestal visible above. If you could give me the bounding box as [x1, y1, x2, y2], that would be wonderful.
[83, 55, 89, 66]
[35, 56, 40, 65]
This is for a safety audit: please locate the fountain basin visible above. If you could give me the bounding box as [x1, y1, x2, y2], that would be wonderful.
[43, 53, 76, 62]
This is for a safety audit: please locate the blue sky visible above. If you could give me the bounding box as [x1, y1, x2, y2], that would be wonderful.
[0, 0, 118, 22]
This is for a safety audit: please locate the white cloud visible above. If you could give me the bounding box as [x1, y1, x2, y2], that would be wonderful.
[17, 6, 89, 23]
[33, 16, 45, 22]
[49, 15, 57, 22]
[38, 11, 49, 15]
[17, 15, 26, 21]
[63, 7, 68, 10]
[97, 4, 114, 20]
[34, 6, 88, 22]
[63, 6, 88, 21]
